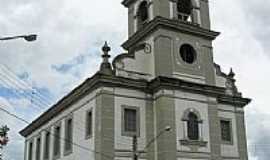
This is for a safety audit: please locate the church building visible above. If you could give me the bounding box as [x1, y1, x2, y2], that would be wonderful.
[20, 0, 251, 160]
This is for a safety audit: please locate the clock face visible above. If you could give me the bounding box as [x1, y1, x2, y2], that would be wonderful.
[180, 44, 197, 64]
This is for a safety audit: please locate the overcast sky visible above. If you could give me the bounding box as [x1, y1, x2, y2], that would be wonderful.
[0, 0, 269, 160]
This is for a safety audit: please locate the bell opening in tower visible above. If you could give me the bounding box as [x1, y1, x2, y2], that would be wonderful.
[137, 1, 149, 29]
[177, 0, 192, 22]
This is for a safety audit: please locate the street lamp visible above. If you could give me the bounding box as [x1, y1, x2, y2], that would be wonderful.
[133, 126, 171, 160]
[0, 34, 37, 42]
[145, 125, 171, 150]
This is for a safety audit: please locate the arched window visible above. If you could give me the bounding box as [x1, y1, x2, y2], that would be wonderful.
[187, 112, 199, 140]
[137, 1, 148, 28]
[177, 0, 192, 21]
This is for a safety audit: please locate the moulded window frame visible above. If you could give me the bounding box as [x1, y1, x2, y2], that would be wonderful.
[176, 42, 201, 71]
[180, 108, 207, 147]
[179, 43, 198, 65]
[85, 109, 93, 139]
[121, 105, 140, 137]
[220, 117, 234, 145]
[64, 115, 73, 156]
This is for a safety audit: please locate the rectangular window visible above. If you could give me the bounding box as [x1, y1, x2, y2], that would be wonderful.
[121, 105, 140, 137]
[44, 132, 50, 160]
[28, 141, 33, 160]
[53, 125, 61, 158]
[86, 110, 92, 138]
[220, 120, 232, 142]
[124, 108, 137, 133]
[36, 137, 41, 160]
[64, 118, 73, 154]
[122, 106, 140, 137]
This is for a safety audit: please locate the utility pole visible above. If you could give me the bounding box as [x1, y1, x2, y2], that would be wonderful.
[132, 135, 138, 160]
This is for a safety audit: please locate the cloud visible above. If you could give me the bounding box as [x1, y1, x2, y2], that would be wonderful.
[0, 0, 269, 160]
[246, 111, 270, 159]
[0, 0, 127, 98]
[210, 1, 270, 160]
[51, 53, 97, 78]
[240, 0, 270, 56]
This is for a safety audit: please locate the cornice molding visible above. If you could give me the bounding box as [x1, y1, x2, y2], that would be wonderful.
[20, 73, 250, 137]
[122, 16, 220, 50]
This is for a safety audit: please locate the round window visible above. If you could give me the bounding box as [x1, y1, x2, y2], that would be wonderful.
[180, 44, 196, 64]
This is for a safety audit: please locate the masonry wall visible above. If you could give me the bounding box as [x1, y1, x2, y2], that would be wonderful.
[24, 90, 97, 160]
[24, 86, 247, 160]
[114, 88, 148, 158]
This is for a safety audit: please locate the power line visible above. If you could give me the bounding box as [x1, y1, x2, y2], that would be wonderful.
[0, 71, 49, 108]
[0, 71, 48, 107]
[0, 105, 114, 160]
[0, 106, 30, 124]
[0, 64, 144, 145]
[0, 66, 132, 145]
[0, 64, 54, 104]
[0, 77, 47, 112]
[0, 67, 136, 147]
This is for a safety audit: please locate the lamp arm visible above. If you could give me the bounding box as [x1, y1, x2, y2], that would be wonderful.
[137, 130, 166, 157]
[0, 36, 25, 41]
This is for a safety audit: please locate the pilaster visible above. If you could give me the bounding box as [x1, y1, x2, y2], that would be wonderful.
[145, 94, 155, 160]
[235, 111, 249, 160]
[207, 97, 222, 160]
[95, 88, 115, 160]
[154, 90, 177, 160]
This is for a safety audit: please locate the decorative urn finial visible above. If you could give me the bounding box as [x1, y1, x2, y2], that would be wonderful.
[102, 41, 111, 53]
[228, 68, 235, 78]
[99, 41, 113, 75]
[225, 67, 241, 96]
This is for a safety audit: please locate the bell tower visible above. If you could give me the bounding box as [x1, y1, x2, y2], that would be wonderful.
[118, 0, 220, 85]
[123, 0, 212, 37]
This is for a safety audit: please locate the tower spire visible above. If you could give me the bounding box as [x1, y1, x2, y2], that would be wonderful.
[99, 41, 113, 75]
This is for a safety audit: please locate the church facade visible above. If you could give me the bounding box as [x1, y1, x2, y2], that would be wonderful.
[20, 0, 251, 160]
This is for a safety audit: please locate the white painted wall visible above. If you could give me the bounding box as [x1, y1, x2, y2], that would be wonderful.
[25, 90, 97, 160]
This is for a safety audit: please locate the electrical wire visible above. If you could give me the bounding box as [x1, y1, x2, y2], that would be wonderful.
[0, 64, 54, 104]
[0, 71, 48, 109]
[0, 105, 114, 160]
[0, 77, 47, 112]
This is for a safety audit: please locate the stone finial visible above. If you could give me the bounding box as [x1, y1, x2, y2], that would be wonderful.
[99, 41, 113, 75]
[228, 68, 235, 78]
[102, 41, 111, 53]
[225, 68, 241, 97]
